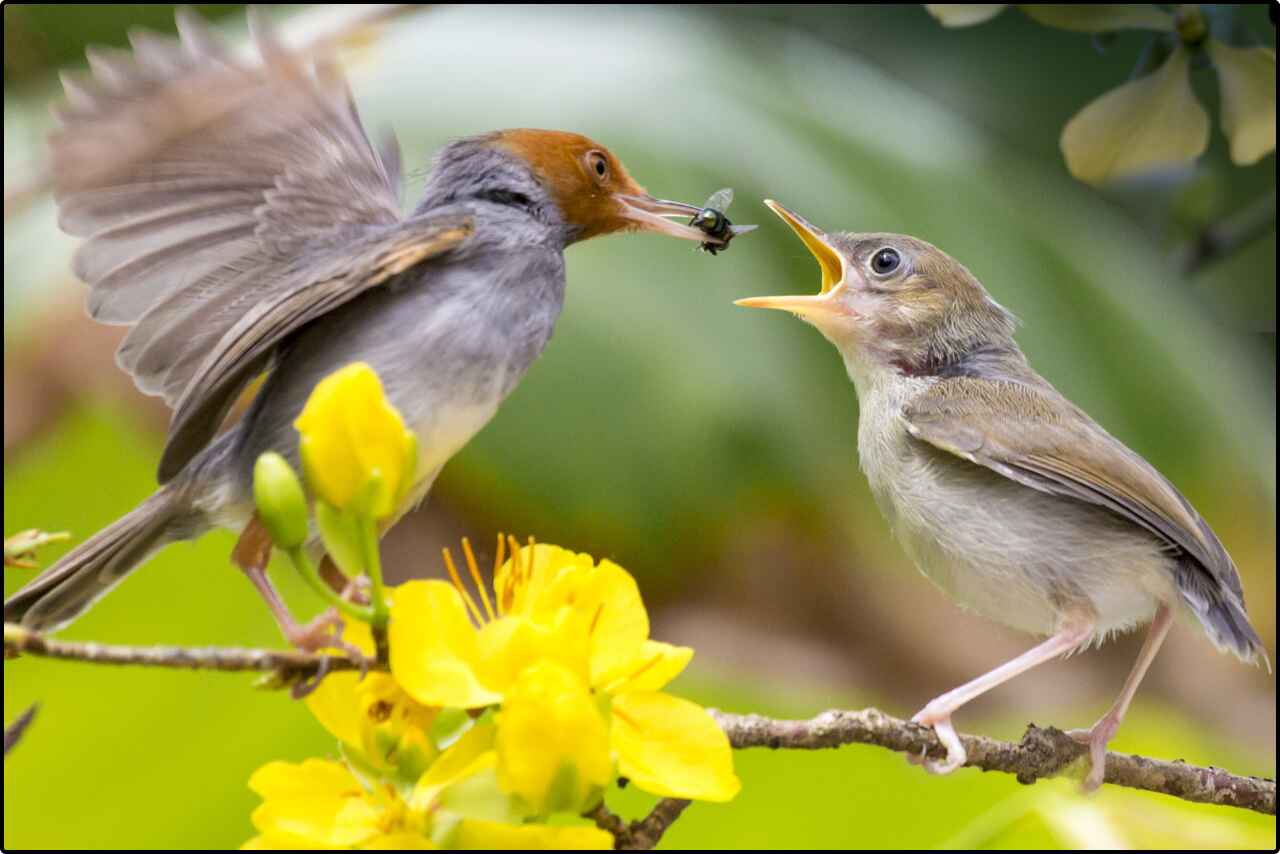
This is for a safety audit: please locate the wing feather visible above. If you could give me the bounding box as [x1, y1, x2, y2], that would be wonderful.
[50, 8, 402, 409]
[48, 8, 433, 481]
[902, 377, 1241, 599]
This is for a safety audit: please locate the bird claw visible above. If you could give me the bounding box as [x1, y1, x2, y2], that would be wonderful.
[283, 610, 371, 675]
[910, 706, 967, 775]
[1067, 717, 1118, 793]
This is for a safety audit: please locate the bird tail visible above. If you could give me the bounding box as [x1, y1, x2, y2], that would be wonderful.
[4, 486, 194, 632]
[1176, 561, 1270, 671]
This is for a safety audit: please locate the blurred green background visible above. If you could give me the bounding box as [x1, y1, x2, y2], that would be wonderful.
[3, 4, 1275, 849]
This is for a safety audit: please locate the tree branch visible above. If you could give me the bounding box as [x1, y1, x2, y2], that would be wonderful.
[589, 798, 692, 850]
[711, 708, 1276, 816]
[3, 624, 368, 695]
[6, 625, 1272, 822]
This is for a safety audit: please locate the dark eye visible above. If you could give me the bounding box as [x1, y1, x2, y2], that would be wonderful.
[587, 151, 609, 179]
[870, 247, 900, 275]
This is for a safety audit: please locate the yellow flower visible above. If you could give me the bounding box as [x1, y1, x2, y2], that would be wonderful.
[245, 758, 432, 849]
[245, 724, 611, 849]
[390, 537, 740, 805]
[495, 660, 612, 814]
[294, 362, 418, 519]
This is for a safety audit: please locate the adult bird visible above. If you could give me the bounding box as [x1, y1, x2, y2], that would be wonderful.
[736, 200, 1266, 790]
[4, 10, 723, 644]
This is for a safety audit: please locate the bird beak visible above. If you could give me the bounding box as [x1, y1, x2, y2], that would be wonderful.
[615, 194, 724, 244]
[734, 200, 848, 318]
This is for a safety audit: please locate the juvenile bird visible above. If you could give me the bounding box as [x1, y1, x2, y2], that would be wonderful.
[737, 201, 1267, 790]
[4, 10, 722, 642]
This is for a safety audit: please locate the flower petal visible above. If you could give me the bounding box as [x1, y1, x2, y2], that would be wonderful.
[925, 5, 1007, 27]
[580, 561, 649, 686]
[249, 759, 360, 801]
[248, 760, 375, 848]
[294, 363, 416, 517]
[1210, 41, 1276, 166]
[410, 723, 497, 811]
[390, 580, 501, 708]
[600, 640, 693, 694]
[495, 660, 612, 815]
[304, 672, 368, 750]
[475, 615, 589, 694]
[1021, 5, 1172, 32]
[361, 832, 437, 849]
[452, 820, 614, 850]
[611, 692, 740, 802]
[1061, 45, 1209, 185]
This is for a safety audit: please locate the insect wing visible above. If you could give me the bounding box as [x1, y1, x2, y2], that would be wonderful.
[703, 188, 734, 213]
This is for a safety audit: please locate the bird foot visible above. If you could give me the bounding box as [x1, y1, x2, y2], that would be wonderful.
[910, 704, 967, 775]
[283, 609, 370, 673]
[1067, 715, 1119, 793]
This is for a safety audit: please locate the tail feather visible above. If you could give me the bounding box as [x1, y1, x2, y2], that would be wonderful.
[4, 488, 187, 632]
[1176, 560, 1269, 670]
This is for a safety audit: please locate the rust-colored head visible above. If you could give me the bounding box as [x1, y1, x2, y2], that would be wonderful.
[492, 129, 712, 244]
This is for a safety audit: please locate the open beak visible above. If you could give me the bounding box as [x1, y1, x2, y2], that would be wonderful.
[735, 199, 848, 318]
[616, 194, 724, 244]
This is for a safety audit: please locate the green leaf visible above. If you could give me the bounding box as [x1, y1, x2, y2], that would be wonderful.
[1020, 5, 1171, 33]
[924, 5, 1007, 28]
[1209, 40, 1277, 166]
[1060, 44, 1209, 185]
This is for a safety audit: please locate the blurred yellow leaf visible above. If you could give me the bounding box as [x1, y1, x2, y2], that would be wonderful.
[1020, 5, 1172, 33]
[1209, 41, 1277, 166]
[924, 5, 1007, 27]
[1061, 45, 1209, 185]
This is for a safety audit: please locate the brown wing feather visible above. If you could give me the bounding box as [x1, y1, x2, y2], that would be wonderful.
[901, 377, 1239, 598]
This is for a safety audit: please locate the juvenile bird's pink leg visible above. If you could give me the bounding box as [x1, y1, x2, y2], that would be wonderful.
[1069, 603, 1173, 792]
[910, 617, 1095, 775]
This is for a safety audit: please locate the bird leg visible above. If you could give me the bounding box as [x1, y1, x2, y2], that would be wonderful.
[1068, 603, 1173, 792]
[231, 517, 364, 661]
[909, 616, 1095, 775]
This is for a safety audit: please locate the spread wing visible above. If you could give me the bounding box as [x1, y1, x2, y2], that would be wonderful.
[901, 377, 1242, 602]
[161, 217, 472, 479]
[49, 9, 469, 481]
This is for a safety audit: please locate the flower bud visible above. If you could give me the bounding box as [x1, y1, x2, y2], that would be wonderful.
[253, 452, 309, 549]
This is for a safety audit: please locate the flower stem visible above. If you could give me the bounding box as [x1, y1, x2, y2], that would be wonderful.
[286, 547, 374, 624]
[359, 518, 390, 663]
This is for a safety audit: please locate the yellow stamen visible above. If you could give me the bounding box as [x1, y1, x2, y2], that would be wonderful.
[494, 532, 507, 615]
[462, 537, 497, 622]
[442, 547, 485, 626]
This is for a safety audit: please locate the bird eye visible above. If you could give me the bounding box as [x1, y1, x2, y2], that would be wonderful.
[870, 247, 900, 276]
[587, 151, 609, 180]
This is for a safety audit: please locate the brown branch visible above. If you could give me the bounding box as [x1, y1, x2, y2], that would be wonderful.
[589, 798, 692, 851]
[712, 708, 1276, 816]
[3, 624, 370, 696]
[7, 624, 1272, 825]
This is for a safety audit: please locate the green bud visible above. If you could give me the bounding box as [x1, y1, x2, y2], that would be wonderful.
[253, 452, 309, 549]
